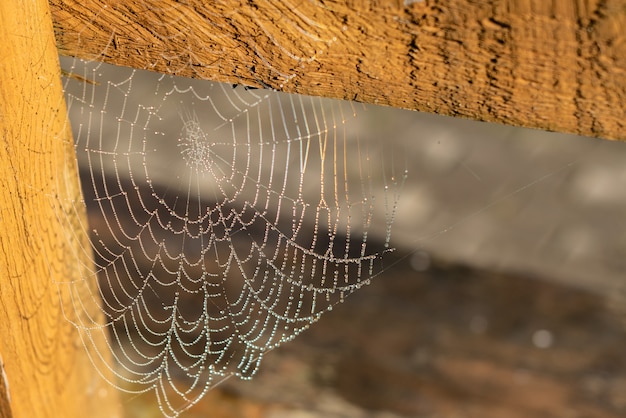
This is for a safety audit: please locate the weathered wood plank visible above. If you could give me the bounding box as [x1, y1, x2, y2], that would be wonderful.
[51, 0, 626, 140]
[0, 1, 121, 417]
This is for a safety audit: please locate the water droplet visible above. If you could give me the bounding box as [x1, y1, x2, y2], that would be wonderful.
[532, 329, 554, 349]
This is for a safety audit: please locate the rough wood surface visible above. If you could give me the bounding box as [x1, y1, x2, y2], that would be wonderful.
[0, 1, 121, 417]
[51, 0, 626, 140]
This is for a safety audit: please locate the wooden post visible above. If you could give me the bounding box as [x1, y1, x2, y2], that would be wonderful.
[51, 0, 626, 140]
[0, 1, 121, 417]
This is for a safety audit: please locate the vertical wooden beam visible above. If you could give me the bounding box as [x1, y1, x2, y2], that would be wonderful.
[0, 1, 121, 417]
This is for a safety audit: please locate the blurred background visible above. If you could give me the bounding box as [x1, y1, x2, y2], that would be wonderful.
[63, 59, 626, 418]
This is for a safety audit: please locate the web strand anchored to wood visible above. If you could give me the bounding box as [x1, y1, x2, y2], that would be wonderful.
[57, 57, 404, 416]
[51, 0, 344, 89]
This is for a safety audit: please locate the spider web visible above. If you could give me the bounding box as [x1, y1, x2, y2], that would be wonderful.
[57, 55, 404, 417]
[51, 3, 402, 415]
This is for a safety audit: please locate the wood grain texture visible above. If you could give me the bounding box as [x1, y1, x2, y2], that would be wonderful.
[0, 1, 121, 417]
[51, 0, 626, 140]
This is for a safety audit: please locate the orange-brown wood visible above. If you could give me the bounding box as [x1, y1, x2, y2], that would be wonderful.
[51, 0, 626, 140]
[0, 0, 121, 416]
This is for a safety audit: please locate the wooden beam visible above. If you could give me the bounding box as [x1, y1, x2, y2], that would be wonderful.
[51, 0, 626, 140]
[0, 1, 121, 417]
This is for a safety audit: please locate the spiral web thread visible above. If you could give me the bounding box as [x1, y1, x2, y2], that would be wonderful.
[56, 55, 404, 416]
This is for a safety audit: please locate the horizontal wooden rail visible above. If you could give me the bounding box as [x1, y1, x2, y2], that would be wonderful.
[51, 0, 626, 140]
